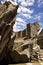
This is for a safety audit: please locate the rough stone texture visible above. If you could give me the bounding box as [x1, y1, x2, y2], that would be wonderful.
[0, 1, 18, 61]
[12, 22, 41, 63]
[37, 29, 43, 49]
[22, 29, 26, 37]
[33, 22, 40, 32]
[16, 29, 26, 38]
[16, 31, 21, 38]
[7, 50, 29, 63]
[0, 1, 43, 63]
[26, 22, 39, 38]
[26, 23, 30, 38]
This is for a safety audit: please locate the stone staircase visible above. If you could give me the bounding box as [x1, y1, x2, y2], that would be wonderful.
[40, 49, 43, 61]
[13, 39, 41, 62]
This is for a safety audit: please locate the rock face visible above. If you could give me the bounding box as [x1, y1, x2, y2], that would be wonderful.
[37, 29, 43, 49]
[0, 1, 43, 63]
[0, 1, 18, 62]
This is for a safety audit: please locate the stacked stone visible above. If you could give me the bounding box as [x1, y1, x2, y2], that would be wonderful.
[27, 22, 40, 38]
[15, 22, 40, 39]
[16, 29, 26, 38]
[33, 22, 40, 32]
[0, 1, 18, 61]
[16, 31, 21, 38]
[22, 29, 26, 37]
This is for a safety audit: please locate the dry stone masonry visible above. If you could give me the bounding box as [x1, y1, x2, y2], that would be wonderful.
[15, 22, 40, 39]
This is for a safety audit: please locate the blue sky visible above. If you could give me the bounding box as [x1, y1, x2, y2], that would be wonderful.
[0, 0, 43, 31]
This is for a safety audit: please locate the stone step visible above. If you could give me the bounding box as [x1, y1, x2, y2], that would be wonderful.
[40, 56, 43, 57]
[40, 55, 43, 57]
[40, 52, 43, 60]
[9, 62, 43, 65]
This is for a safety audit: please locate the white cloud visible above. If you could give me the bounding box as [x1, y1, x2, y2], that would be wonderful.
[1, 0, 6, 3]
[21, 2, 27, 6]
[16, 17, 26, 24]
[13, 25, 20, 32]
[1, 1, 4, 4]
[17, 0, 25, 2]
[21, 7, 33, 13]
[12, 0, 34, 31]
[17, 6, 34, 14]
[11, 0, 34, 6]
[1, 0, 35, 6]
[33, 15, 41, 21]
[37, 16, 41, 20]
[13, 17, 27, 31]
[20, 0, 34, 6]
[22, 14, 32, 18]
[13, 21, 26, 32]
[26, 0, 34, 6]
[16, 18, 24, 22]
[33, 13, 43, 21]
[17, 7, 21, 13]
[7, 0, 10, 1]
[37, 0, 43, 7]
[10, 0, 34, 15]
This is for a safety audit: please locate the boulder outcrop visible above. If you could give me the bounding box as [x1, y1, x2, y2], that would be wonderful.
[0, 1, 18, 62]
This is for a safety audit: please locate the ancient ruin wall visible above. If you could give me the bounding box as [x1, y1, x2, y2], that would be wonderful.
[15, 22, 40, 39]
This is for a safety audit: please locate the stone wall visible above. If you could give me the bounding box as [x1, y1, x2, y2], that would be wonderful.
[16, 31, 21, 38]
[16, 29, 26, 38]
[26, 23, 30, 38]
[33, 22, 40, 32]
[29, 23, 37, 38]
[26, 22, 40, 38]
[15, 22, 40, 39]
